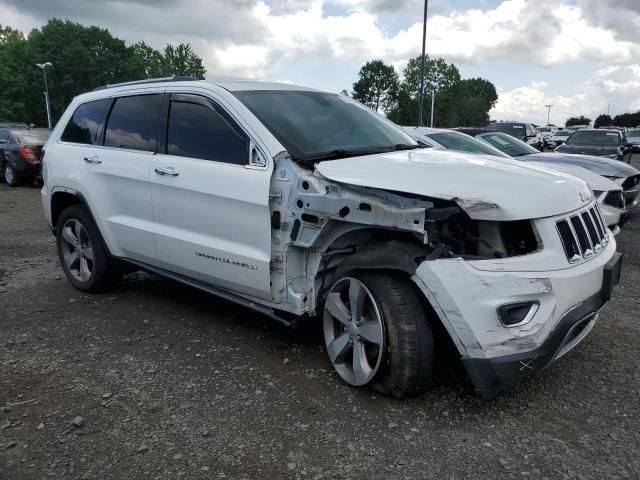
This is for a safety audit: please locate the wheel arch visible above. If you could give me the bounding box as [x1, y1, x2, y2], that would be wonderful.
[50, 188, 114, 257]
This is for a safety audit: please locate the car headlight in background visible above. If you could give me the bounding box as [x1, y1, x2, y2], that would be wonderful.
[606, 153, 620, 159]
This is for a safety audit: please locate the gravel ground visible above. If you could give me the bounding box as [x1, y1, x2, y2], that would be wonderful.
[1, 158, 640, 480]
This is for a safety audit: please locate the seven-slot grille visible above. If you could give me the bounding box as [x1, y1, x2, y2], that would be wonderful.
[556, 205, 608, 263]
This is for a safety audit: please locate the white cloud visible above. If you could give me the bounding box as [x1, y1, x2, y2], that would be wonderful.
[491, 66, 640, 125]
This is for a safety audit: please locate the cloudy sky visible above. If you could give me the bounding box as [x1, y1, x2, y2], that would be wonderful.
[3, 0, 640, 125]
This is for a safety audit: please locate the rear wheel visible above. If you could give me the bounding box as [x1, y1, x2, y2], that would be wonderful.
[3, 163, 20, 187]
[323, 272, 434, 398]
[56, 205, 121, 292]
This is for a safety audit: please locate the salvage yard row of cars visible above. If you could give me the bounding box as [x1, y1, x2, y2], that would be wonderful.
[2, 78, 637, 399]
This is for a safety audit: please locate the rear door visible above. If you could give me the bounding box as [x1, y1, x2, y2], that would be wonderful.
[59, 92, 162, 262]
[149, 92, 272, 301]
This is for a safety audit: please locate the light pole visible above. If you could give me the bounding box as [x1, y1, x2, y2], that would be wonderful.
[417, 0, 429, 126]
[545, 104, 553, 126]
[36, 62, 53, 129]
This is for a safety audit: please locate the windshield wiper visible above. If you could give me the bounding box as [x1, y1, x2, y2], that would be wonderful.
[296, 144, 425, 163]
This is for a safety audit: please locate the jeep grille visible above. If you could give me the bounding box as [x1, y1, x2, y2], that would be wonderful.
[556, 205, 608, 263]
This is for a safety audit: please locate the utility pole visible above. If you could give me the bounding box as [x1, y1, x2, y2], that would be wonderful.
[430, 89, 435, 127]
[545, 104, 553, 126]
[417, 0, 429, 126]
[36, 62, 53, 129]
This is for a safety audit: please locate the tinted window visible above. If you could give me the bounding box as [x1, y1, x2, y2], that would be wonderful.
[104, 94, 162, 152]
[233, 90, 414, 160]
[166, 100, 248, 164]
[0, 130, 9, 143]
[628, 129, 640, 140]
[566, 131, 621, 146]
[485, 123, 526, 139]
[61, 99, 109, 145]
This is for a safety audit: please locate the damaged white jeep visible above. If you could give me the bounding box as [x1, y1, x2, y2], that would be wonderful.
[42, 78, 622, 399]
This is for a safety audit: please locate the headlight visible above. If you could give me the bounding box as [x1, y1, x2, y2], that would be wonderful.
[606, 154, 620, 159]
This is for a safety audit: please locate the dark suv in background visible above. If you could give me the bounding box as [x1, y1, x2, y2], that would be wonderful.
[485, 121, 543, 150]
[0, 126, 50, 186]
[555, 128, 633, 163]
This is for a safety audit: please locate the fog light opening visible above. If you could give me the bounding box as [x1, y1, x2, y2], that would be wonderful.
[497, 301, 540, 327]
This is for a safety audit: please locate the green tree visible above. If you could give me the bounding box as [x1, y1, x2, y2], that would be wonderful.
[400, 55, 461, 101]
[161, 44, 206, 79]
[127, 41, 164, 79]
[0, 25, 29, 121]
[593, 114, 613, 128]
[565, 116, 592, 128]
[26, 19, 136, 125]
[387, 55, 461, 126]
[351, 60, 399, 112]
[613, 111, 640, 128]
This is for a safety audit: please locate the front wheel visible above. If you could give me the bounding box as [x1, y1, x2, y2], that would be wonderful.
[323, 272, 434, 398]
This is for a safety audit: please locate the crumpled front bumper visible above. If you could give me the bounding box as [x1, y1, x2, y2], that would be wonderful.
[412, 238, 621, 399]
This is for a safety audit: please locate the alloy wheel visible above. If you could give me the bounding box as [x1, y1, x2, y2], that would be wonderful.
[323, 277, 385, 386]
[60, 218, 94, 282]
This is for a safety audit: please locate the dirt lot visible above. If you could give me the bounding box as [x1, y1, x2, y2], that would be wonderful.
[1, 160, 640, 480]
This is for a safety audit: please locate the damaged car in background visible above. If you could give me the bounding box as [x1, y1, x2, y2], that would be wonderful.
[42, 79, 622, 399]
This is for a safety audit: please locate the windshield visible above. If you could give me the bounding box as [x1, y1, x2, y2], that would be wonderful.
[554, 131, 570, 137]
[476, 132, 538, 157]
[627, 129, 640, 140]
[484, 123, 525, 136]
[15, 130, 50, 144]
[537, 128, 551, 133]
[426, 131, 510, 158]
[232, 90, 417, 161]
[566, 131, 621, 146]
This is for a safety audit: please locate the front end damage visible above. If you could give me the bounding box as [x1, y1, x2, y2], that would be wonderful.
[268, 155, 621, 398]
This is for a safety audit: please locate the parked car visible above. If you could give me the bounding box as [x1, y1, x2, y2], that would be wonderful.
[485, 121, 543, 150]
[42, 78, 621, 399]
[545, 129, 572, 148]
[405, 127, 627, 229]
[0, 126, 50, 186]
[457, 128, 640, 209]
[555, 128, 633, 163]
[626, 129, 640, 153]
[537, 126, 557, 140]
[566, 124, 590, 131]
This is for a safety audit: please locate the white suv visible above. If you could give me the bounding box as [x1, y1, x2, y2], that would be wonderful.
[42, 78, 622, 399]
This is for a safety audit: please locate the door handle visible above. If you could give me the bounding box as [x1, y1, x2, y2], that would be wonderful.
[83, 156, 101, 164]
[154, 166, 179, 176]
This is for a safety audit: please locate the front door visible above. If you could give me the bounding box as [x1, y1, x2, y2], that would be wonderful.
[150, 93, 273, 301]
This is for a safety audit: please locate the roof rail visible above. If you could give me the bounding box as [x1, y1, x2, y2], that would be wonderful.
[93, 75, 199, 91]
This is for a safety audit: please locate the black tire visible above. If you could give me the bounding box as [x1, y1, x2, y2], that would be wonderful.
[56, 205, 121, 293]
[323, 271, 434, 398]
[3, 163, 20, 187]
[364, 272, 434, 398]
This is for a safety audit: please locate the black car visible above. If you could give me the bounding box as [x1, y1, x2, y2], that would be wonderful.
[0, 127, 50, 186]
[457, 128, 640, 207]
[555, 128, 633, 163]
[485, 121, 543, 150]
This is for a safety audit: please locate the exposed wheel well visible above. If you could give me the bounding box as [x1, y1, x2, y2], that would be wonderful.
[51, 191, 83, 231]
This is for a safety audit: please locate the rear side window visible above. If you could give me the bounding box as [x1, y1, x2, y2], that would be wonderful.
[104, 94, 162, 152]
[166, 100, 248, 164]
[0, 130, 9, 143]
[61, 99, 109, 145]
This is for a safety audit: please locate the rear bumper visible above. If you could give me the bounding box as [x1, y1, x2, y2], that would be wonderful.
[464, 252, 621, 399]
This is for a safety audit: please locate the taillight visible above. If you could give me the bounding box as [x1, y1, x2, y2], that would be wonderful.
[20, 146, 38, 162]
